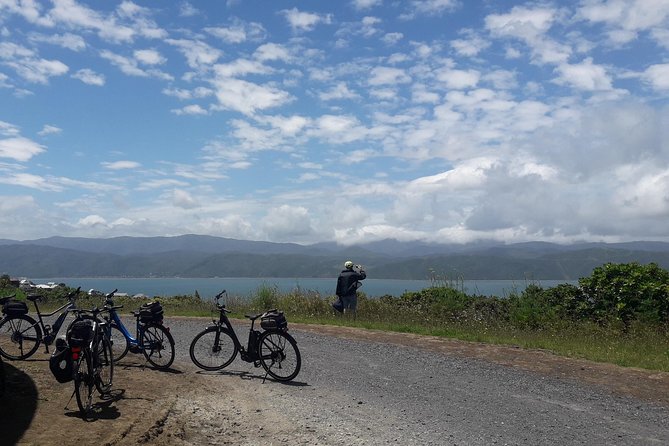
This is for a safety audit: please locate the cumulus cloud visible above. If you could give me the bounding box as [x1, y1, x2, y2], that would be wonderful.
[0, 136, 45, 161]
[280, 8, 332, 33]
[262, 204, 313, 240]
[72, 68, 105, 85]
[38, 125, 62, 136]
[102, 160, 141, 170]
[210, 77, 292, 116]
[173, 189, 199, 209]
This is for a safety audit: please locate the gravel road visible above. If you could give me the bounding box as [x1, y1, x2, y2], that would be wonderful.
[3, 315, 669, 445]
[165, 317, 669, 446]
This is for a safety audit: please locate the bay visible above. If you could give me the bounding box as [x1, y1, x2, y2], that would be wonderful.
[32, 277, 577, 299]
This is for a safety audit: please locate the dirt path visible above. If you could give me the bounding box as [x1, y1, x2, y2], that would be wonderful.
[1, 323, 668, 445]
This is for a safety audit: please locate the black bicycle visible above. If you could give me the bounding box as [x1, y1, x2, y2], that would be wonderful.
[189, 290, 301, 382]
[0, 287, 82, 360]
[68, 307, 114, 419]
[0, 355, 5, 397]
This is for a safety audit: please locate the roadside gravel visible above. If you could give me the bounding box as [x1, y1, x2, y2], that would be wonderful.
[3, 316, 669, 445]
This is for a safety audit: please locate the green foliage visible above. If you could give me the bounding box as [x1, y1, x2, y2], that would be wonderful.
[580, 262, 669, 326]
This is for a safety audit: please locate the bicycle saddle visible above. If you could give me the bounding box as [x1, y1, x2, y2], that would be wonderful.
[27, 294, 42, 302]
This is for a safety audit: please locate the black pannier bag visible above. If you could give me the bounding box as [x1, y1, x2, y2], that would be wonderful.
[49, 338, 73, 383]
[2, 299, 28, 316]
[139, 301, 164, 323]
[260, 310, 288, 331]
[67, 320, 93, 348]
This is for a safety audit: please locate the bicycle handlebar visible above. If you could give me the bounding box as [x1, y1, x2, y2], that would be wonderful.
[214, 289, 231, 313]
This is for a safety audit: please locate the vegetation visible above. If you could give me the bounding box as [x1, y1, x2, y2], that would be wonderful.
[2, 262, 668, 372]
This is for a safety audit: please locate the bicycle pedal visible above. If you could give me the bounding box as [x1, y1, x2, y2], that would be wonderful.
[253, 360, 261, 368]
[129, 345, 141, 354]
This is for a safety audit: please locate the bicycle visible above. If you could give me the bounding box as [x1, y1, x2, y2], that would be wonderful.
[68, 306, 114, 419]
[189, 290, 301, 382]
[101, 289, 175, 370]
[0, 355, 5, 397]
[0, 287, 82, 360]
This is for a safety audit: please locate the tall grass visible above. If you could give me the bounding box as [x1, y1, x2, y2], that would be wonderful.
[4, 282, 668, 372]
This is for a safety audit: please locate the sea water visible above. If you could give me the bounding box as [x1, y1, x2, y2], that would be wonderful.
[32, 277, 576, 298]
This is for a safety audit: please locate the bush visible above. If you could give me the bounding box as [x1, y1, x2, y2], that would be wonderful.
[580, 262, 669, 327]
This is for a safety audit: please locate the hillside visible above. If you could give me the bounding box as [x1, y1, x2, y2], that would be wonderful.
[1, 236, 669, 280]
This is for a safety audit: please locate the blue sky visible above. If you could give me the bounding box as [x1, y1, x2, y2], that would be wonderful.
[1, 0, 668, 245]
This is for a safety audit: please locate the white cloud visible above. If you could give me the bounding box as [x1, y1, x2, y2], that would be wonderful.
[368, 66, 411, 86]
[281, 8, 332, 33]
[205, 19, 265, 43]
[173, 189, 199, 209]
[102, 160, 141, 170]
[100, 50, 172, 80]
[166, 39, 222, 69]
[319, 82, 359, 101]
[351, 0, 383, 10]
[210, 77, 292, 116]
[254, 43, 292, 62]
[171, 104, 208, 115]
[382, 32, 403, 45]
[38, 125, 62, 136]
[437, 68, 480, 89]
[578, 0, 669, 46]
[554, 58, 612, 91]
[29, 32, 86, 51]
[77, 214, 108, 228]
[134, 49, 166, 65]
[262, 204, 313, 240]
[0, 121, 20, 136]
[401, 0, 459, 19]
[72, 68, 105, 85]
[0, 136, 45, 161]
[641, 64, 669, 91]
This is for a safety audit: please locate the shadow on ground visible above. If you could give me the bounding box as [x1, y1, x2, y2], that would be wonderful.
[0, 361, 38, 444]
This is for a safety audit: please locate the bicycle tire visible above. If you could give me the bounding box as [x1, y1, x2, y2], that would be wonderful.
[140, 323, 175, 370]
[0, 315, 42, 360]
[189, 326, 238, 371]
[74, 350, 94, 419]
[94, 335, 114, 395]
[258, 330, 301, 382]
[0, 357, 5, 397]
[109, 323, 129, 363]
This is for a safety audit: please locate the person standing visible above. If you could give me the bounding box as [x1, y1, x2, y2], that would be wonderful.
[335, 260, 366, 318]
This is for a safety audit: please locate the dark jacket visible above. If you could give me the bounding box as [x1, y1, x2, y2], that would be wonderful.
[336, 268, 366, 297]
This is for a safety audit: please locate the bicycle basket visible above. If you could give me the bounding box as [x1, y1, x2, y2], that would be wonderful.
[67, 320, 93, 348]
[260, 310, 288, 331]
[49, 338, 73, 383]
[139, 301, 164, 323]
[2, 299, 28, 316]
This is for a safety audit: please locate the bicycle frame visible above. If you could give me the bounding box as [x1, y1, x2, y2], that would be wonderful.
[210, 299, 262, 362]
[31, 298, 76, 345]
[106, 310, 142, 347]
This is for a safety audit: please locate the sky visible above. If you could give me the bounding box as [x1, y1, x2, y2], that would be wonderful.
[1, 0, 669, 246]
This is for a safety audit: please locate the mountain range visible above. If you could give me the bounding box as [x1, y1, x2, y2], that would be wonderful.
[1, 235, 669, 280]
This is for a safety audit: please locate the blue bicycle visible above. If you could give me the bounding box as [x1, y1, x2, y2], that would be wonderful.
[101, 289, 175, 370]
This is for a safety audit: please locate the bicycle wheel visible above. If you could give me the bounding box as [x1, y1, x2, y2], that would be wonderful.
[74, 350, 94, 419]
[0, 357, 5, 397]
[0, 315, 42, 360]
[109, 323, 129, 363]
[140, 324, 175, 369]
[94, 335, 114, 395]
[189, 326, 238, 371]
[258, 330, 301, 382]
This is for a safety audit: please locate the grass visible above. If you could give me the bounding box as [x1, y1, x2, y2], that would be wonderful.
[4, 284, 669, 372]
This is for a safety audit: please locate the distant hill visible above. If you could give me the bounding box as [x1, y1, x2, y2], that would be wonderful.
[1, 235, 669, 280]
